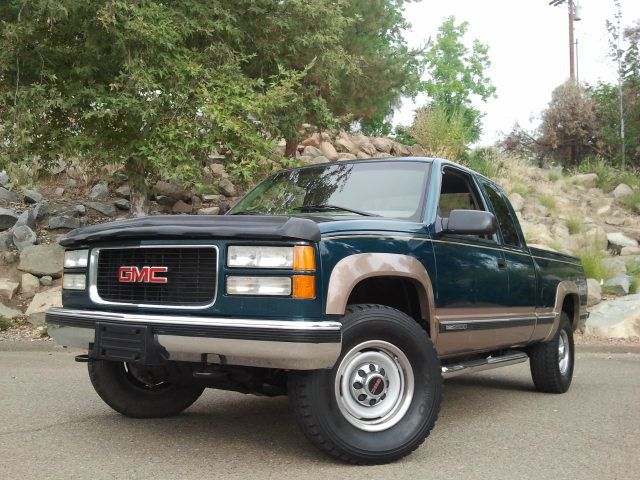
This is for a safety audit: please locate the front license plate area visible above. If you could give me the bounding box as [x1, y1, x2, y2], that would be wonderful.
[94, 322, 151, 363]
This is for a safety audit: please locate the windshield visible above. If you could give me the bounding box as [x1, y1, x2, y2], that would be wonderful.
[229, 161, 430, 221]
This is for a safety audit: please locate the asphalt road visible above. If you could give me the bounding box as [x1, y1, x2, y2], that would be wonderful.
[1, 343, 638, 480]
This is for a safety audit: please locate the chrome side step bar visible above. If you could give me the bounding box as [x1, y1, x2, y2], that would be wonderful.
[441, 351, 529, 379]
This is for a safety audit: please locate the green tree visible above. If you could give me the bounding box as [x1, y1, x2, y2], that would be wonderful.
[421, 16, 495, 143]
[0, 1, 300, 214]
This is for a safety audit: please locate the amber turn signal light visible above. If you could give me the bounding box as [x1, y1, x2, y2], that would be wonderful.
[293, 245, 315, 271]
[292, 275, 316, 299]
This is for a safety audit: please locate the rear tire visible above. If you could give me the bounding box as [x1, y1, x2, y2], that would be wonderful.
[288, 304, 442, 464]
[529, 313, 574, 393]
[88, 360, 204, 418]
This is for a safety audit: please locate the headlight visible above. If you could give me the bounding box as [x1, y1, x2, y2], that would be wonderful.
[227, 245, 315, 270]
[64, 249, 89, 268]
[226, 276, 292, 296]
[63, 273, 86, 290]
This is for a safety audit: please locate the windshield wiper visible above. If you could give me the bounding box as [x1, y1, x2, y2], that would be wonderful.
[296, 204, 379, 217]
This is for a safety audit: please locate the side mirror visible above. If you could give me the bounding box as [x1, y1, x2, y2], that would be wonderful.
[441, 209, 498, 236]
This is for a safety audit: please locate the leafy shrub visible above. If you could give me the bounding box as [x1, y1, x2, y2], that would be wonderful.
[539, 194, 557, 212]
[0, 319, 11, 331]
[465, 147, 505, 179]
[511, 184, 530, 196]
[565, 216, 584, 234]
[575, 156, 640, 192]
[548, 169, 562, 182]
[624, 190, 640, 210]
[576, 249, 612, 281]
[410, 104, 470, 160]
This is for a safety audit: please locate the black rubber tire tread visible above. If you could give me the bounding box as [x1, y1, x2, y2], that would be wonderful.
[289, 304, 442, 465]
[88, 360, 204, 418]
[529, 313, 574, 394]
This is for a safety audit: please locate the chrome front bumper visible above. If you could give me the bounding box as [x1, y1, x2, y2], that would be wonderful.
[46, 308, 342, 370]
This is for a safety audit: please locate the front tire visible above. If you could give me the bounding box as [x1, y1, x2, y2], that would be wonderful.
[88, 360, 204, 418]
[288, 304, 442, 464]
[529, 313, 574, 393]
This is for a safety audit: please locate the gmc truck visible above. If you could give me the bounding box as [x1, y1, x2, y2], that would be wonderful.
[46, 158, 588, 464]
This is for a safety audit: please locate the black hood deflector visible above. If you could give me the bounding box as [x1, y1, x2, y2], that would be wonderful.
[59, 215, 321, 247]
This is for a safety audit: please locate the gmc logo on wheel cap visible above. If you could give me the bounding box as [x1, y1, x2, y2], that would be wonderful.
[118, 266, 168, 284]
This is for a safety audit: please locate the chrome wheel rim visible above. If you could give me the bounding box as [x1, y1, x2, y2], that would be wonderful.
[558, 330, 570, 376]
[334, 340, 414, 432]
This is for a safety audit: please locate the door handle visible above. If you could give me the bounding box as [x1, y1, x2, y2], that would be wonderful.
[497, 258, 506, 269]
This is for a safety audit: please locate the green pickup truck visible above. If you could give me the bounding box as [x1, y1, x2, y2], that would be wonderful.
[46, 157, 588, 464]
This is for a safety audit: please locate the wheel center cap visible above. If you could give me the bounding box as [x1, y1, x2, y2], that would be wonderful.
[368, 375, 385, 396]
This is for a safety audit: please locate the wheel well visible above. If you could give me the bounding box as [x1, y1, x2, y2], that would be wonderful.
[347, 276, 430, 336]
[561, 294, 578, 330]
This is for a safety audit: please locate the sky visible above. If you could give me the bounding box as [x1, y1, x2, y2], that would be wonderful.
[393, 0, 640, 145]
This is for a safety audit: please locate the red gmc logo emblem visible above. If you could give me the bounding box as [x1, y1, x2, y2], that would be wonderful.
[118, 266, 168, 284]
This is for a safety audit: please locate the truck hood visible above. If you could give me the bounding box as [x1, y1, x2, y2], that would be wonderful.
[59, 215, 321, 247]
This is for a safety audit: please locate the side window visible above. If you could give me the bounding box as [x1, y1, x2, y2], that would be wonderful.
[483, 182, 521, 247]
[438, 168, 483, 218]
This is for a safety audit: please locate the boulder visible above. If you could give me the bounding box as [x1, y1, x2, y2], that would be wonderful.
[156, 195, 175, 207]
[335, 133, 358, 154]
[12, 225, 37, 251]
[392, 142, 411, 156]
[318, 141, 339, 161]
[300, 133, 321, 148]
[612, 183, 633, 200]
[605, 216, 625, 226]
[18, 243, 64, 278]
[23, 189, 43, 204]
[602, 257, 627, 278]
[337, 153, 357, 161]
[586, 278, 602, 307]
[202, 194, 225, 203]
[115, 185, 131, 199]
[408, 144, 427, 157]
[32, 202, 49, 222]
[172, 200, 192, 214]
[0, 186, 19, 204]
[621, 246, 640, 256]
[372, 137, 393, 153]
[25, 286, 62, 326]
[48, 215, 80, 230]
[607, 232, 639, 251]
[89, 182, 109, 200]
[86, 201, 117, 217]
[0, 207, 19, 230]
[40, 275, 53, 286]
[218, 178, 237, 197]
[14, 209, 36, 230]
[155, 180, 190, 201]
[509, 193, 525, 213]
[311, 155, 330, 164]
[571, 173, 598, 188]
[302, 146, 321, 157]
[0, 171, 8, 187]
[208, 163, 229, 178]
[114, 199, 130, 210]
[197, 206, 221, 215]
[0, 231, 11, 252]
[584, 293, 640, 338]
[602, 275, 633, 296]
[584, 227, 608, 250]
[0, 278, 19, 301]
[0, 303, 21, 320]
[21, 273, 40, 299]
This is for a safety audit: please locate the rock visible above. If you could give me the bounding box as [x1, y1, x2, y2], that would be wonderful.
[356, 151, 372, 159]
[584, 293, 640, 338]
[18, 243, 64, 278]
[39, 275, 53, 286]
[311, 155, 330, 164]
[23, 189, 43, 204]
[605, 216, 625, 226]
[172, 200, 192, 214]
[621, 246, 640, 256]
[115, 185, 131, 199]
[300, 133, 321, 147]
[2, 251, 18, 264]
[607, 232, 639, 251]
[372, 137, 393, 153]
[32, 202, 49, 222]
[0, 302, 21, 320]
[584, 227, 608, 250]
[155, 180, 190, 201]
[21, 273, 40, 298]
[586, 278, 602, 307]
[0, 278, 19, 301]
[25, 286, 62, 326]
[193, 196, 204, 210]
[0, 231, 11, 252]
[551, 223, 570, 239]
[335, 133, 358, 154]
[612, 183, 634, 199]
[534, 203, 550, 217]
[114, 199, 130, 210]
[318, 141, 339, 161]
[48, 215, 80, 230]
[197, 206, 221, 215]
[54, 187, 65, 196]
[12, 225, 37, 251]
[337, 153, 357, 161]
[14, 209, 36, 230]
[218, 178, 237, 197]
[86, 201, 117, 217]
[408, 144, 427, 157]
[602, 275, 633, 296]
[67, 178, 77, 188]
[571, 173, 598, 188]
[602, 257, 627, 278]
[392, 142, 411, 156]
[0, 186, 19, 204]
[208, 163, 229, 178]
[0, 207, 19, 230]
[155, 195, 175, 207]
[0, 171, 8, 187]
[89, 182, 109, 200]
[202, 194, 225, 203]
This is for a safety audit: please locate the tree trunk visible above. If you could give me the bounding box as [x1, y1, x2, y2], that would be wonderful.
[126, 156, 149, 217]
[285, 137, 299, 158]
[129, 186, 148, 217]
